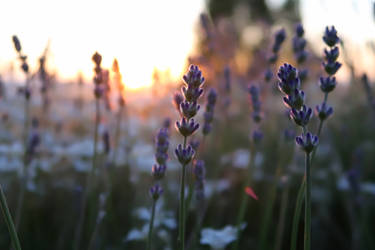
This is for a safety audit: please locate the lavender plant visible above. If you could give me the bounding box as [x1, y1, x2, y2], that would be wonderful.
[292, 24, 308, 81]
[147, 127, 169, 250]
[111, 59, 126, 165]
[265, 29, 286, 82]
[232, 84, 263, 250]
[175, 65, 204, 250]
[73, 52, 104, 250]
[12, 35, 33, 231]
[277, 63, 318, 250]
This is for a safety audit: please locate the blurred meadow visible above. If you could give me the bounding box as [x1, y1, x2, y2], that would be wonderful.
[0, 0, 375, 250]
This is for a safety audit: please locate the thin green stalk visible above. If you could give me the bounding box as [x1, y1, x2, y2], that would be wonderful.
[231, 146, 255, 250]
[73, 98, 101, 250]
[290, 177, 306, 250]
[304, 153, 311, 250]
[146, 200, 157, 250]
[274, 184, 289, 250]
[0, 184, 22, 250]
[112, 105, 124, 165]
[14, 77, 31, 231]
[259, 168, 280, 250]
[178, 136, 187, 250]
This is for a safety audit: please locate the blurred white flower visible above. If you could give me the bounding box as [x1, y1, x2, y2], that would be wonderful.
[200, 224, 246, 250]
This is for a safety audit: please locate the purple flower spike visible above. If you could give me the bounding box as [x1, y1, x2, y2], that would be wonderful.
[290, 105, 312, 127]
[295, 132, 319, 153]
[183, 65, 205, 88]
[296, 23, 304, 37]
[176, 118, 199, 137]
[149, 184, 163, 201]
[277, 64, 301, 95]
[175, 144, 195, 165]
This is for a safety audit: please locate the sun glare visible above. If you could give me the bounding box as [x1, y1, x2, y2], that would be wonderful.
[0, 0, 205, 90]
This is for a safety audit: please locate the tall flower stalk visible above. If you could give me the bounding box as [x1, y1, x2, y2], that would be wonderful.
[232, 84, 263, 250]
[175, 65, 204, 250]
[147, 127, 169, 250]
[111, 59, 126, 165]
[277, 64, 318, 250]
[73, 52, 104, 250]
[264, 28, 286, 82]
[12, 35, 33, 231]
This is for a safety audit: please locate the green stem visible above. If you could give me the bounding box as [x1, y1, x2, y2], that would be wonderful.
[259, 168, 280, 250]
[274, 184, 290, 250]
[14, 76, 31, 231]
[304, 153, 311, 250]
[146, 200, 157, 250]
[290, 177, 306, 250]
[73, 98, 101, 250]
[112, 105, 123, 165]
[231, 146, 255, 250]
[0, 184, 22, 250]
[178, 136, 187, 250]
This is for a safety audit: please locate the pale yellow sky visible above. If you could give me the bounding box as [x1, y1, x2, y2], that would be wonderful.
[1, 0, 374, 89]
[0, 0, 205, 89]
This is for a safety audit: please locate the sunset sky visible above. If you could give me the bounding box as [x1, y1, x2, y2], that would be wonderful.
[0, 0, 374, 90]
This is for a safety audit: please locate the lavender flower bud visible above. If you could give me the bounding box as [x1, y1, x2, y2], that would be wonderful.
[299, 69, 308, 81]
[315, 102, 333, 121]
[163, 118, 171, 129]
[272, 28, 286, 53]
[323, 26, 339, 47]
[202, 123, 212, 135]
[12, 35, 22, 52]
[295, 132, 318, 153]
[175, 144, 195, 165]
[283, 89, 305, 110]
[323, 61, 342, 76]
[152, 164, 167, 180]
[182, 85, 204, 103]
[149, 184, 163, 201]
[21, 62, 29, 73]
[290, 105, 312, 127]
[252, 129, 263, 144]
[277, 64, 301, 95]
[183, 65, 205, 88]
[324, 47, 339, 63]
[319, 76, 336, 93]
[173, 92, 184, 113]
[155, 151, 168, 166]
[155, 128, 169, 165]
[176, 118, 199, 137]
[224, 66, 231, 92]
[181, 101, 200, 119]
[295, 23, 304, 37]
[92, 52, 102, 66]
[264, 68, 273, 82]
[249, 85, 263, 123]
[202, 88, 217, 135]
